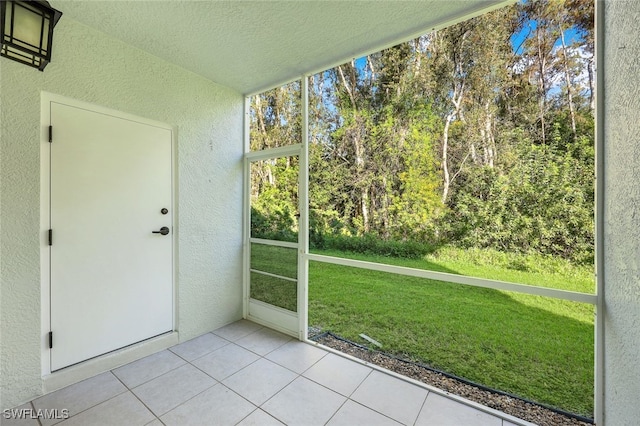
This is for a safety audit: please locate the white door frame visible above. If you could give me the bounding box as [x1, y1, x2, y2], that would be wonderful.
[39, 92, 178, 376]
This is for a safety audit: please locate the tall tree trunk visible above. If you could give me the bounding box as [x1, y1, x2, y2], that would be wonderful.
[441, 111, 454, 204]
[265, 163, 274, 186]
[381, 176, 390, 239]
[536, 23, 547, 145]
[255, 96, 267, 135]
[483, 101, 495, 167]
[559, 27, 577, 141]
[337, 64, 369, 232]
[470, 143, 479, 165]
[366, 56, 376, 86]
[588, 56, 595, 115]
[361, 188, 370, 233]
[337, 65, 357, 112]
[536, 25, 547, 145]
[442, 77, 465, 204]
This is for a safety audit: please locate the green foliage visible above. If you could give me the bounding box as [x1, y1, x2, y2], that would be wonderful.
[312, 234, 434, 259]
[250, 81, 302, 151]
[251, 0, 596, 264]
[250, 158, 299, 243]
[250, 207, 298, 242]
[389, 105, 444, 241]
[446, 142, 594, 263]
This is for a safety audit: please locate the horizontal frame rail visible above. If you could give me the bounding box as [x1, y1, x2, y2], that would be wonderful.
[307, 253, 597, 305]
[249, 298, 298, 318]
[250, 268, 297, 283]
[246, 144, 302, 161]
[250, 238, 299, 249]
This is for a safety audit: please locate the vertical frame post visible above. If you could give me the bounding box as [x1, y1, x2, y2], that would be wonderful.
[298, 76, 310, 341]
[594, 0, 605, 424]
[242, 96, 251, 319]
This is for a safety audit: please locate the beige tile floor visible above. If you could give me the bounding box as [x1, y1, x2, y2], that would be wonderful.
[3, 320, 530, 426]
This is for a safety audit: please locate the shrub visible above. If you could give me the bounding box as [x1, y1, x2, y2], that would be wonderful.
[444, 143, 594, 264]
[316, 233, 434, 259]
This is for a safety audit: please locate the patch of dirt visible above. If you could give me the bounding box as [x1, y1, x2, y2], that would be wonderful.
[312, 332, 592, 426]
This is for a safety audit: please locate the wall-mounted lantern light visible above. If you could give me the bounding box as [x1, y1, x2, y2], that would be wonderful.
[1, 1, 62, 71]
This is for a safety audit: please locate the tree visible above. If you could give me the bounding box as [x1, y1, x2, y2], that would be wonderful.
[253, 0, 595, 264]
[249, 82, 302, 241]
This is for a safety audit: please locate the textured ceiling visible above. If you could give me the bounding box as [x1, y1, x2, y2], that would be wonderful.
[52, 0, 509, 95]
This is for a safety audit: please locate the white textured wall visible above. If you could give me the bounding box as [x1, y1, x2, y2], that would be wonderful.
[0, 18, 243, 409]
[603, 1, 640, 424]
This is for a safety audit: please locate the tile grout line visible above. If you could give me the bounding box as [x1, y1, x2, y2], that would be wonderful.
[256, 374, 299, 411]
[266, 343, 329, 376]
[126, 352, 228, 419]
[267, 346, 378, 422]
[111, 368, 161, 424]
[235, 341, 293, 358]
[254, 348, 353, 426]
[233, 407, 259, 426]
[167, 333, 232, 364]
[322, 396, 350, 426]
[182, 336, 233, 364]
[208, 381, 260, 419]
[199, 340, 277, 384]
[242, 332, 294, 357]
[29, 400, 43, 426]
[113, 352, 187, 390]
[348, 369, 373, 398]
[152, 379, 219, 420]
[161, 332, 283, 422]
[211, 323, 265, 343]
[411, 390, 431, 426]
[171, 343, 264, 419]
[251, 351, 402, 426]
[343, 369, 417, 425]
[254, 351, 301, 414]
[46, 385, 127, 424]
[296, 359, 370, 401]
[350, 369, 431, 425]
[188, 341, 260, 379]
[234, 407, 281, 426]
[347, 399, 406, 426]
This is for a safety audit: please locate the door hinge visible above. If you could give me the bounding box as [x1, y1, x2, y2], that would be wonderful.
[48, 125, 53, 143]
[48, 229, 53, 246]
[48, 331, 53, 349]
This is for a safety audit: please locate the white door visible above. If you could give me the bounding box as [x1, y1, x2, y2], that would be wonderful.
[49, 101, 174, 371]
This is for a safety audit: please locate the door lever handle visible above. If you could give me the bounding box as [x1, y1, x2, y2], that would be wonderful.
[152, 226, 170, 235]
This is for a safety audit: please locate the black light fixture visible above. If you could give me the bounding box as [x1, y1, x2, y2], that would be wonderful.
[1, 0, 62, 71]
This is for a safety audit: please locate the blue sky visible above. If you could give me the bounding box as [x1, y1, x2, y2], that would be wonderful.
[349, 18, 584, 72]
[511, 21, 583, 55]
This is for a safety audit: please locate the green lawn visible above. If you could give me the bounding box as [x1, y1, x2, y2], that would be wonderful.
[250, 244, 298, 311]
[250, 243, 595, 416]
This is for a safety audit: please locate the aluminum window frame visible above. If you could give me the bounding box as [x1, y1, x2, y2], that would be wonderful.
[243, 0, 603, 421]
